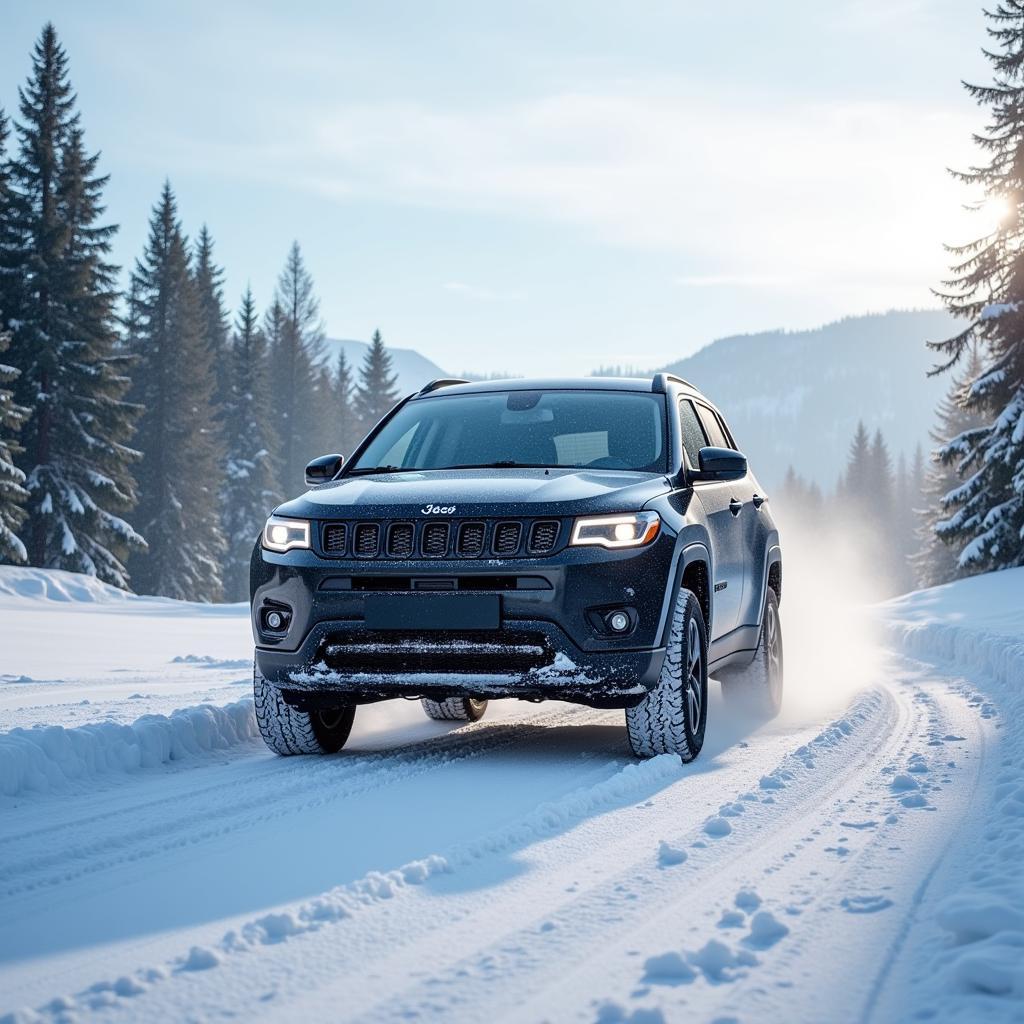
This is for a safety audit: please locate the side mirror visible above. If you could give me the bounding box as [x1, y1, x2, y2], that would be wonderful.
[692, 446, 747, 482]
[305, 453, 344, 487]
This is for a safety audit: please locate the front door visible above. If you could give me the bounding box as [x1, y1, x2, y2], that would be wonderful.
[694, 480, 746, 640]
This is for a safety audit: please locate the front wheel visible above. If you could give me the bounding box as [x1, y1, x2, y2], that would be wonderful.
[253, 664, 355, 755]
[720, 587, 783, 717]
[625, 588, 708, 761]
[421, 696, 489, 722]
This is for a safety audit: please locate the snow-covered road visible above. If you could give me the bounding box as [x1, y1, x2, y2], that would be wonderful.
[1, 566, 1021, 1023]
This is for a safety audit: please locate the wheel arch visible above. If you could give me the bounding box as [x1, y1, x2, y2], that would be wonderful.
[658, 539, 713, 647]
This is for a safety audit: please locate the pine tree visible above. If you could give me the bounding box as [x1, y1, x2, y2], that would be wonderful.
[127, 183, 224, 599]
[311, 363, 340, 460]
[0, 107, 19, 330]
[6, 27, 143, 585]
[930, 2, 1024, 571]
[915, 350, 988, 587]
[354, 329, 400, 434]
[267, 242, 324, 491]
[0, 111, 28, 562]
[192, 224, 230, 419]
[843, 421, 872, 513]
[221, 287, 278, 600]
[0, 329, 28, 562]
[335, 349, 360, 456]
[869, 429, 894, 521]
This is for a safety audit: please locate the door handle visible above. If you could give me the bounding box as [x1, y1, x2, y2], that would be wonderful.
[729, 498, 742, 516]
[753, 493, 766, 509]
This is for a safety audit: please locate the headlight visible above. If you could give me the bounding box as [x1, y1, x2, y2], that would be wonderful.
[570, 511, 661, 549]
[262, 515, 311, 553]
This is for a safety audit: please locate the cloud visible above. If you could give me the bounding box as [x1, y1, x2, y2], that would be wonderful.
[289, 86, 978, 300]
[442, 281, 523, 301]
[673, 274, 796, 289]
[157, 76, 980, 314]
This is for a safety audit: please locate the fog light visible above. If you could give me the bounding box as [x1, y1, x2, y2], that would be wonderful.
[608, 611, 630, 633]
[265, 611, 285, 630]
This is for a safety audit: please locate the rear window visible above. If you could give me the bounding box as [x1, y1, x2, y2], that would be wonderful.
[352, 390, 668, 473]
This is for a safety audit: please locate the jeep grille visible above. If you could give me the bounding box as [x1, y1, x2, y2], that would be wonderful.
[317, 516, 568, 560]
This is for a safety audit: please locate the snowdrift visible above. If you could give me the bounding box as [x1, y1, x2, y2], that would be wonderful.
[0, 699, 258, 797]
[883, 567, 1024, 1007]
[0, 565, 140, 604]
[0, 565, 246, 612]
[883, 566, 1024, 689]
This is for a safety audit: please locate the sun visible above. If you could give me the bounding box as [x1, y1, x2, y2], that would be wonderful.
[983, 194, 1013, 225]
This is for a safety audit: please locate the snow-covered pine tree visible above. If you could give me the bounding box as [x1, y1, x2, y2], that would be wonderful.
[930, 1, 1024, 571]
[0, 110, 27, 563]
[0, 106, 19, 331]
[6, 27, 143, 585]
[915, 349, 988, 587]
[354, 329, 400, 434]
[127, 183, 224, 600]
[192, 225, 231, 421]
[221, 286, 279, 601]
[0, 329, 28, 563]
[267, 242, 324, 492]
[335, 349, 360, 456]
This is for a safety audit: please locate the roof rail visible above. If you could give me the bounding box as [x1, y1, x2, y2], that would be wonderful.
[417, 378, 471, 396]
[651, 372, 696, 393]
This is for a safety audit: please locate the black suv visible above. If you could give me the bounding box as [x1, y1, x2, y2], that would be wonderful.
[250, 375, 783, 762]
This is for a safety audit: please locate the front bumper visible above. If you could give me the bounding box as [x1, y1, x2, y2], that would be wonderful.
[250, 529, 676, 707]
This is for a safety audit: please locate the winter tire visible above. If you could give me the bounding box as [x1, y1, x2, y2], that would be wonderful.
[626, 588, 708, 761]
[253, 663, 355, 755]
[721, 587, 783, 718]
[421, 696, 489, 722]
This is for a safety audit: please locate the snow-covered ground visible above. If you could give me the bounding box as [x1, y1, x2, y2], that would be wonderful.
[0, 565, 1021, 1023]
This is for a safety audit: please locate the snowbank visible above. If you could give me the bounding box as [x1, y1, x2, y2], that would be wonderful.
[0, 566, 140, 604]
[0, 699, 258, 797]
[0, 565, 246, 613]
[882, 567, 1024, 1013]
[882, 567, 1024, 689]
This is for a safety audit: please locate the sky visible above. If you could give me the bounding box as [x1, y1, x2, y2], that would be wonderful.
[0, 0, 997, 376]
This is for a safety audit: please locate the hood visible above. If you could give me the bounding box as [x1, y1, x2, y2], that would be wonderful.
[275, 468, 672, 520]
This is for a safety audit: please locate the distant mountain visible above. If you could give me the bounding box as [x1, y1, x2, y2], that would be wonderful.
[661, 310, 958, 489]
[322, 338, 448, 396]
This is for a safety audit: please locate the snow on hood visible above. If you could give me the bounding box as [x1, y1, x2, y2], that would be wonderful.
[275, 467, 671, 520]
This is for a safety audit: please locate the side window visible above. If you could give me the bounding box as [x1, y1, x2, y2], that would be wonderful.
[695, 404, 729, 449]
[678, 400, 707, 468]
[714, 409, 738, 450]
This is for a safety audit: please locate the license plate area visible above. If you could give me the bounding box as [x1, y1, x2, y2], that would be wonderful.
[363, 593, 500, 631]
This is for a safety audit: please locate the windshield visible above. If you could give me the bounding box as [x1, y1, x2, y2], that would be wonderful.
[350, 390, 668, 474]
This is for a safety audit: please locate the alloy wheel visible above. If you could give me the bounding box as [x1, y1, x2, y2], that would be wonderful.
[685, 616, 703, 735]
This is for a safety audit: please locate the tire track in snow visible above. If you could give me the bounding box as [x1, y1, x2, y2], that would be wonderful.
[6, 686, 904, 1024]
[0, 703, 610, 902]
[335, 685, 909, 1023]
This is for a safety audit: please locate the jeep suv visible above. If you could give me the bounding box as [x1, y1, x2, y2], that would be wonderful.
[250, 374, 783, 762]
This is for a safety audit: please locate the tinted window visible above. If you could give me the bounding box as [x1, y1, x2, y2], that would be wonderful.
[678, 400, 706, 467]
[695, 404, 730, 449]
[352, 391, 668, 473]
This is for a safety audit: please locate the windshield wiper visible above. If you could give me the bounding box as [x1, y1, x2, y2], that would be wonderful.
[350, 461, 563, 475]
[441, 461, 560, 470]
[348, 465, 421, 476]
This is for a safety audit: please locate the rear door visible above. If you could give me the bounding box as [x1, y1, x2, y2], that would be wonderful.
[681, 400, 745, 640]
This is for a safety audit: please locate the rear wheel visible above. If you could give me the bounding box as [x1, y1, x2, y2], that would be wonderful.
[421, 696, 489, 722]
[625, 589, 707, 761]
[253, 664, 355, 755]
[720, 587, 783, 717]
